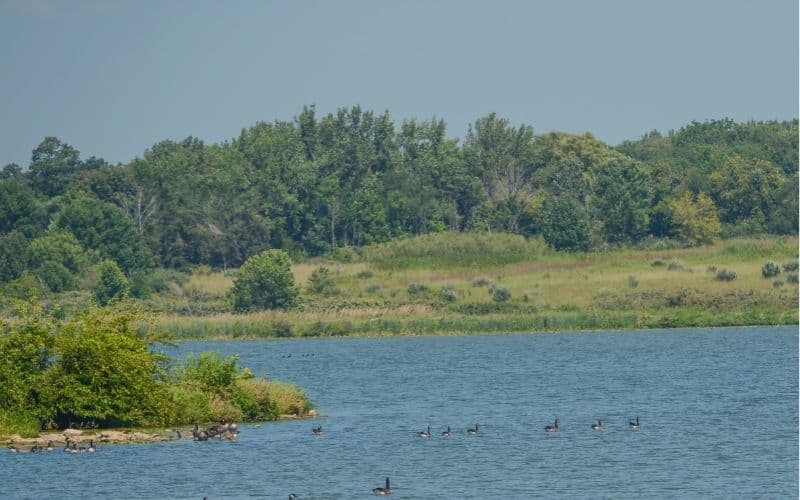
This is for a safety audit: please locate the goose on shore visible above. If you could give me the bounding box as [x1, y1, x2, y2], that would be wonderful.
[372, 477, 392, 495]
[193, 423, 209, 441]
[467, 423, 479, 435]
[591, 420, 604, 431]
[545, 419, 560, 432]
[629, 417, 640, 429]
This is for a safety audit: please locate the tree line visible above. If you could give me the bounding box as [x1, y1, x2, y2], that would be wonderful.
[0, 107, 797, 297]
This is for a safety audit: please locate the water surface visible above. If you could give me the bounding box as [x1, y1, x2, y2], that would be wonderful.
[4, 326, 797, 499]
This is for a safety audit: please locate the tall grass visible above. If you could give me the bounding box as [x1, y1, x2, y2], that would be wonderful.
[361, 231, 550, 269]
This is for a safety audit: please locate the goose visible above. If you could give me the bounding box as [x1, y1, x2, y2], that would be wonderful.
[173, 429, 182, 440]
[312, 426, 323, 436]
[87, 440, 96, 452]
[64, 441, 80, 454]
[467, 423, 479, 435]
[441, 426, 452, 437]
[9, 445, 31, 453]
[372, 477, 392, 495]
[629, 417, 640, 429]
[193, 423, 209, 441]
[591, 420, 604, 431]
[46, 441, 54, 451]
[545, 419, 559, 432]
[418, 425, 431, 438]
[228, 421, 239, 435]
[289, 494, 298, 500]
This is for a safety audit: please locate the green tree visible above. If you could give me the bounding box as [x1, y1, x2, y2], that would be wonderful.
[709, 155, 783, 229]
[56, 191, 154, 275]
[0, 231, 28, 283]
[669, 192, 721, 246]
[28, 137, 81, 197]
[94, 260, 130, 305]
[232, 249, 297, 311]
[540, 196, 590, 251]
[26, 231, 90, 292]
[590, 158, 652, 243]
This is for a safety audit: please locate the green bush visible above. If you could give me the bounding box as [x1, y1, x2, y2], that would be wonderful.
[365, 284, 381, 294]
[307, 265, 337, 295]
[715, 269, 737, 281]
[471, 276, 491, 287]
[491, 287, 512, 302]
[176, 352, 239, 395]
[761, 261, 781, 278]
[356, 269, 374, 279]
[783, 261, 799, 272]
[772, 280, 785, 288]
[232, 249, 297, 311]
[438, 285, 457, 302]
[407, 283, 429, 296]
[787, 272, 799, 284]
[94, 260, 129, 305]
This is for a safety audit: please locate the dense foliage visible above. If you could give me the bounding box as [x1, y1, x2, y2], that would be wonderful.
[0, 110, 796, 308]
[0, 303, 312, 434]
[231, 249, 298, 311]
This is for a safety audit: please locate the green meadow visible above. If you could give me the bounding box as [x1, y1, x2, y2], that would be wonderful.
[152, 233, 799, 339]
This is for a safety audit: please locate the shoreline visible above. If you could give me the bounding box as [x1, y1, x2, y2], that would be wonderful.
[1, 412, 318, 448]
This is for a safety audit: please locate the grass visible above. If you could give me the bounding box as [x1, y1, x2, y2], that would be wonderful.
[149, 235, 798, 339]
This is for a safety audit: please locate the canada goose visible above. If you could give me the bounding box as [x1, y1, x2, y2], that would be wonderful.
[372, 477, 392, 495]
[545, 419, 559, 432]
[64, 441, 80, 454]
[9, 445, 30, 453]
[288, 494, 298, 500]
[467, 423, 479, 435]
[228, 422, 239, 435]
[312, 426, 323, 435]
[193, 423, 209, 441]
[173, 429, 182, 440]
[591, 420, 604, 431]
[442, 426, 452, 437]
[87, 440, 96, 452]
[46, 441, 54, 451]
[418, 425, 431, 438]
[629, 417, 640, 429]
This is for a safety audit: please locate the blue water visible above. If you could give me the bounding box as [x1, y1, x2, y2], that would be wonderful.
[4, 326, 797, 499]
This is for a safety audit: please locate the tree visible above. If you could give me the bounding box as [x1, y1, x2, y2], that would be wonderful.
[590, 158, 652, 243]
[0, 231, 28, 283]
[28, 137, 81, 196]
[709, 155, 783, 229]
[94, 260, 130, 305]
[26, 231, 90, 292]
[540, 196, 590, 251]
[669, 192, 721, 246]
[55, 191, 154, 275]
[232, 249, 297, 311]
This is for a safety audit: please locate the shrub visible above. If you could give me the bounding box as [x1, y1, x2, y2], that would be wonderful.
[232, 249, 297, 311]
[651, 259, 666, 267]
[94, 259, 129, 305]
[307, 265, 337, 295]
[176, 352, 239, 395]
[787, 272, 799, 284]
[715, 269, 737, 281]
[407, 283, 429, 296]
[783, 261, 799, 272]
[707, 265, 717, 273]
[438, 285, 457, 302]
[364, 284, 381, 294]
[471, 276, 491, 287]
[356, 269, 374, 279]
[761, 261, 781, 278]
[667, 260, 685, 271]
[627, 276, 639, 288]
[772, 280, 785, 288]
[491, 287, 511, 302]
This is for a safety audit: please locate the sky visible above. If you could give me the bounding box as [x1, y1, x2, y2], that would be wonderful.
[0, 0, 797, 167]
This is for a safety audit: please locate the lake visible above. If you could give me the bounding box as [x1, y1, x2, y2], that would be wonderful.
[4, 326, 797, 499]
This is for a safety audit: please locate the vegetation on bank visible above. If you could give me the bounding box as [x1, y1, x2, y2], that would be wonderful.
[0, 303, 312, 438]
[137, 233, 797, 339]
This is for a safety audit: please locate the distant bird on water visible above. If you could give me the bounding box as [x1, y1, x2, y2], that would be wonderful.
[591, 420, 604, 431]
[442, 426, 452, 437]
[467, 423, 479, 435]
[545, 419, 559, 432]
[629, 416, 640, 429]
[418, 425, 431, 438]
[372, 477, 392, 495]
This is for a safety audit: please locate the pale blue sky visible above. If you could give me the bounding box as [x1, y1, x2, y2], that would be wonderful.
[0, 0, 797, 167]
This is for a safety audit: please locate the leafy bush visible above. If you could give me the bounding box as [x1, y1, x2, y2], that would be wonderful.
[471, 276, 491, 287]
[307, 265, 337, 295]
[364, 284, 381, 294]
[667, 260, 685, 271]
[783, 261, 799, 272]
[491, 287, 512, 302]
[356, 269, 374, 279]
[176, 352, 240, 395]
[438, 285, 457, 302]
[761, 261, 781, 278]
[651, 259, 666, 267]
[715, 269, 737, 281]
[94, 260, 129, 305]
[232, 249, 297, 311]
[407, 283, 429, 295]
[772, 280, 784, 288]
[707, 265, 717, 273]
[787, 272, 799, 284]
